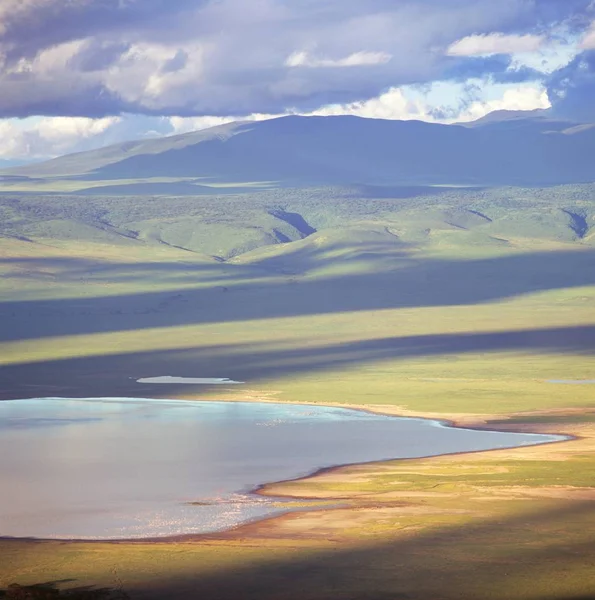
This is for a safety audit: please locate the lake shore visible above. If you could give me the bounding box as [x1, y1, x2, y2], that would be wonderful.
[210, 401, 594, 546]
[1, 394, 594, 600]
[129, 393, 593, 544]
[0, 395, 577, 543]
[0, 392, 584, 545]
[0, 397, 564, 541]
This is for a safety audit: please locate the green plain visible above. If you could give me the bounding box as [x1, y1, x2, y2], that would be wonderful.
[1, 185, 594, 599]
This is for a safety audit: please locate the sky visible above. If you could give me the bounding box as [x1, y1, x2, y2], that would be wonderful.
[1, 0, 595, 161]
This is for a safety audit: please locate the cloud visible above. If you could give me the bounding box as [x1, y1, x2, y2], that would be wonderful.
[307, 88, 430, 121]
[307, 81, 550, 124]
[507, 42, 581, 75]
[0, 116, 120, 159]
[581, 21, 595, 48]
[0, 76, 556, 161]
[168, 113, 279, 134]
[0, 0, 202, 62]
[446, 33, 546, 57]
[547, 49, 595, 121]
[0, 0, 577, 119]
[443, 54, 545, 84]
[6, 0, 595, 161]
[457, 84, 551, 121]
[0, 0, 592, 138]
[103, 42, 206, 108]
[168, 116, 237, 134]
[285, 50, 391, 68]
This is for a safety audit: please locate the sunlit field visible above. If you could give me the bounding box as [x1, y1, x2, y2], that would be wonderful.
[1, 187, 594, 599]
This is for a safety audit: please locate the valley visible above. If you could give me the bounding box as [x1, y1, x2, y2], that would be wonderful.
[1, 118, 595, 599]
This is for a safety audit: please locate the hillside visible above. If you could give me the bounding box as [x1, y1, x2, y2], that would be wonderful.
[1, 184, 594, 402]
[1, 185, 594, 264]
[2, 114, 595, 193]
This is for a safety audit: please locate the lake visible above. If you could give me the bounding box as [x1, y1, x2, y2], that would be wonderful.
[0, 398, 565, 540]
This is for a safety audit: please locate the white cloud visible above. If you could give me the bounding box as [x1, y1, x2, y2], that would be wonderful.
[285, 50, 391, 68]
[0, 0, 580, 119]
[168, 112, 281, 133]
[447, 33, 545, 56]
[168, 116, 236, 134]
[457, 84, 551, 122]
[306, 81, 551, 124]
[507, 44, 580, 75]
[0, 81, 552, 160]
[0, 113, 282, 159]
[0, 0, 49, 36]
[104, 43, 205, 108]
[36, 117, 120, 143]
[307, 87, 429, 120]
[0, 116, 120, 159]
[3, 39, 87, 76]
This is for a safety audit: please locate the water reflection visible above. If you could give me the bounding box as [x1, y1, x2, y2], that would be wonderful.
[0, 398, 565, 540]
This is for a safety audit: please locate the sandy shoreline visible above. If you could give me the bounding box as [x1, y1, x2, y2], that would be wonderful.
[0, 393, 584, 545]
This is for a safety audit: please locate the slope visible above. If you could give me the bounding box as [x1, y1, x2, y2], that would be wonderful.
[3, 114, 595, 191]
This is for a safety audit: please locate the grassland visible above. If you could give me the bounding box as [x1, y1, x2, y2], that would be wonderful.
[1, 185, 594, 599]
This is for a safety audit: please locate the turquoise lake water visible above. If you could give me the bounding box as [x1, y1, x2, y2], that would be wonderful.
[0, 398, 565, 540]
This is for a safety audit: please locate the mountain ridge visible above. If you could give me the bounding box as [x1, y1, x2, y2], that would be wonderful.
[3, 112, 595, 189]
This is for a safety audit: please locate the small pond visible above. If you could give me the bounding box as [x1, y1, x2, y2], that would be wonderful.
[0, 398, 565, 540]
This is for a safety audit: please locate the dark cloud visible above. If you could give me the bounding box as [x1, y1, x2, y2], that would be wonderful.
[70, 41, 131, 73]
[0, 83, 131, 120]
[162, 50, 189, 74]
[0, 0, 202, 63]
[548, 50, 595, 121]
[0, 0, 592, 119]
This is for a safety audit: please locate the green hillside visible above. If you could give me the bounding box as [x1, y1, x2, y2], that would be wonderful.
[1, 184, 594, 264]
[2, 184, 594, 375]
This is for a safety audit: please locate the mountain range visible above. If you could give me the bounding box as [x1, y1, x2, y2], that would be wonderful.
[3, 111, 595, 193]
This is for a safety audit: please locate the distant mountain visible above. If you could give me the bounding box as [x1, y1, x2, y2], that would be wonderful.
[5, 114, 595, 187]
[461, 108, 554, 127]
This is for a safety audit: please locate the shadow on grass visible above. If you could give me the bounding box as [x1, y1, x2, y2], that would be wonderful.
[104, 501, 595, 600]
[1, 248, 595, 343]
[4, 501, 593, 600]
[0, 583, 128, 599]
[1, 323, 594, 400]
